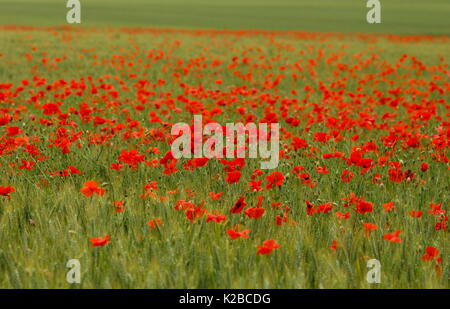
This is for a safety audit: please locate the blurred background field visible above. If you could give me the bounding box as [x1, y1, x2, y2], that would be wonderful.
[1, 0, 449, 35]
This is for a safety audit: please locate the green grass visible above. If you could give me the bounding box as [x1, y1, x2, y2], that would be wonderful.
[0, 0, 449, 35]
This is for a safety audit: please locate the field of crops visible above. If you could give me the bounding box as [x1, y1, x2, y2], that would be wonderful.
[0, 1, 449, 289]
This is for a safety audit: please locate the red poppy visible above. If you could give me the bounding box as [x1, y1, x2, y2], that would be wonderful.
[148, 218, 162, 230]
[314, 132, 330, 143]
[421, 246, 440, 261]
[384, 230, 402, 243]
[435, 216, 448, 231]
[110, 163, 123, 171]
[291, 137, 308, 150]
[409, 210, 423, 218]
[317, 203, 333, 213]
[330, 240, 338, 251]
[80, 180, 106, 197]
[383, 202, 395, 212]
[0, 185, 15, 200]
[118, 149, 145, 169]
[362, 222, 378, 235]
[388, 166, 404, 183]
[226, 171, 241, 184]
[316, 165, 330, 174]
[112, 200, 125, 213]
[68, 165, 81, 175]
[18, 160, 35, 170]
[90, 234, 110, 247]
[206, 214, 226, 223]
[144, 181, 158, 191]
[244, 207, 265, 219]
[336, 211, 350, 220]
[6, 126, 22, 137]
[372, 173, 382, 184]
[428, 203, 445, 216]
[227, 229, 250, 239]
[42, 103, 61, 115]
[306, 200, 317, 216]
[355, 199, 373, 214]
[257, 240, 280, 255]
[185, 203, 207, 222]
[265, 171, 284, 189]
[230, 196, 247, 214]
[249, 180, 263, 191]
[341, 170, 354, 182]
[420, 162, 429, 172]
[208, 192, 222, 200]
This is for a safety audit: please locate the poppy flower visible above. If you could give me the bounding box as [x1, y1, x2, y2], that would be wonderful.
[230, 196, 247, 214]
[68, 165, 81, 175]
[275, 215, 284, 226]
[0, 185, 15, 200]
[208, 192, 222, 200]
[112, 200, 125, 213]
[0, 113, 11, 126]
[330, 240, 339, 251]
[314, 132, 330, 143]
[355, 199, 373, 214]
[305, 200, 317, 216]
[421, 246, 440, 261]
[341, 170, 354, 182]
[409, 210, 423, 218]
[256, 240, 280, 255]
[185, 203, 207, 222]
[316, 165, 330, 174]
[323, 152, 345, 159]
[317, 203, 333, 213]
[335, 211, 350, 220]
[372, 173, 382, 184]
[110, 163, 123, 171]
[144, 181, 158, 191]
[6, 126, 22, 137]
[148, 218, 162, 230]
[118, 149, 145, 169]
[206, 214, 226, 223]
[185, 158, 209, 170]
[265, 171, 284, 189]
[388, 166, 404, 183]
[80, 180, 106, 197]
[226, 171, 241, 184]
[384, 230, 402, 243]
[291, 137, 308, 150]
[383, 202, 395, 212]
[249, 180, 263, 191]
[42, 103, 61, 115]
[90, 234, 110, 247]
[428, 203, 445, 216]
[227, 229, 250, 240]
[362, 222, 378, 235]
[160, 151, 179, 175]
[192, 158, 209, 167]
[250, 169, 264, 179]
[18, 160, 35, 170]
[420, 162, 429, 172]
[434, 216, 448, 231]
[244, 207, 265, 219]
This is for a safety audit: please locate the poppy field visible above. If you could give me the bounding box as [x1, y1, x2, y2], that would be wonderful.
[0, 3, 449, 289]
